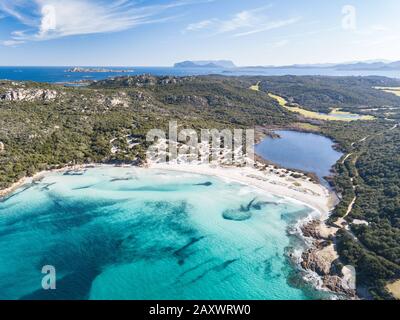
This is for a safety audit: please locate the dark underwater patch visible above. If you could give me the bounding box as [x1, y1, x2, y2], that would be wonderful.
[222, 198, 279, 221]
[193, 181, 212, 187]
[72, 185, 94, 190]
[117, 185, 180, 192]
[109, 176, 136, 182]
[63, 170, 86, 176]
[20, 267, 101, 300]
[186, 258, 238, 285]
[0, 184, 35, 203]
[174, 236, 206, 265]
[179, 258, 215, 278]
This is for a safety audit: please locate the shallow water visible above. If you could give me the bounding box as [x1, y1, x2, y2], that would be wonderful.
[255, 130, 343, 183]
[0, 167, 329, 300]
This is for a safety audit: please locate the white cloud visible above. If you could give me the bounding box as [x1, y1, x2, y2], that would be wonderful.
[0, 0, 210, 44]
[370, 24, 390, 32]
[217, 10, 256, 33]
[185, 19, 215, 32]
[0, 0, 38, 26]
[270, 39, 289, 48]
[185, 5, 300, 37]
[3, 39, 25, 46]
[233, 17, 300, 37]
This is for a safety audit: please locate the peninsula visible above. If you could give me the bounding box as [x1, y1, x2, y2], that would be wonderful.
[66, 67, 134, 73]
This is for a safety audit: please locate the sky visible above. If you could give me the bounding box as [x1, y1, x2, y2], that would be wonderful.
[0, 0, 399, 66]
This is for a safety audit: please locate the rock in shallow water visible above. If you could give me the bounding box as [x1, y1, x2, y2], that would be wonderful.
[222, 198, 274, 221]
[222, 209, 252, 221]
[194, 181, 212, 186]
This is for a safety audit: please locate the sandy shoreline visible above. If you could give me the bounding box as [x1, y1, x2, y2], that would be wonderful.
[1, 162, 335, 215]
[149, 162, 334, 216]
[0, 164, 97, 199]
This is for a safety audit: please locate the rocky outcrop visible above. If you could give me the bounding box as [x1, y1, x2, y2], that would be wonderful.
[131, 91, 146, 101]
[164, 95, 208, 107]
[301, 246, 332, 275]
[1, 89, 57, 102]
[301, 219, 337, 240]
[322, 275, 356, 296]
[301, 220, 322, 239]
[92, 75, 192, 88]
[300, 220, 357, 298]
[0, 142, 4, 152]
[106, 96, 129, 107]
[66, 67, 133, 73]
[96, 92, 130, 108]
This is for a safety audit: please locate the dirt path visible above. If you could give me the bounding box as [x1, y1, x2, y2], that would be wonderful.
[341, 153, 353, 164]
[335, 123, 399, 235]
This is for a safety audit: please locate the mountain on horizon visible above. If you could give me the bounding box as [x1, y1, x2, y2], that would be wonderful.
[174, 60, 236, 68]
[238, 59, 400, 71]
[334, 60, 400, 71]
[174, 59, 400, 71]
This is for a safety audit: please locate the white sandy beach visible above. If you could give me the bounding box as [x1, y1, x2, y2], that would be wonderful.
[148, 162, 334, 217]
[1, 161, 334, 219]
[0, 164, 93, 199]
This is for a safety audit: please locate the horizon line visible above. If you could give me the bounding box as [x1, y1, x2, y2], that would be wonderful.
[0, 59, 396, 69]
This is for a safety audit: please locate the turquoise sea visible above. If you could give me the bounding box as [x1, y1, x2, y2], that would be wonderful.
[0, 166, 331, 300]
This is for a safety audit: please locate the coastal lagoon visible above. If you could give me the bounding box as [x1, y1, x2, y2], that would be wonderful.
[0, 166, 329, 300]
[255, 131, 343, 183]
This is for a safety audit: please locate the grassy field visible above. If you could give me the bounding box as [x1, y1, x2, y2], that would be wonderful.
[249, 81, 260, 91]
[386, 280, 400, 299]
[375, 86, 400, 97]
[292, 122, 321, 132]
[267, 93, 375, 121]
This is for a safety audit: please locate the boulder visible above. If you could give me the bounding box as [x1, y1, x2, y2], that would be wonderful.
[0, 89, 57, 102]
[301, 248, 332, 275]
[322, 275, 356, 297]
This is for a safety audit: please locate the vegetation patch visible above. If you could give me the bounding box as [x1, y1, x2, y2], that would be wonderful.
[268, 93, 375, 121]
[375, 86, 400, 97]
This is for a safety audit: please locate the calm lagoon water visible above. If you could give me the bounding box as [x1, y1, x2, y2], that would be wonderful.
[0, 167, 329, 300]
[255, 130, 343, 183]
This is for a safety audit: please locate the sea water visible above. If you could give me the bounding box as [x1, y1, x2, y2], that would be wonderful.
[1, 66, 399, 83]
[0, 166, 329, 300]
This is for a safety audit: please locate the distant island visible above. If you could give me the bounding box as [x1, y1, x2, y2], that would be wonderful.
[333, 60, 400, 71]
[243, 60, 400, 71]
[174, 60, 236, 68]
[66, 67, 134, 73]
[173, 59, 400, 71]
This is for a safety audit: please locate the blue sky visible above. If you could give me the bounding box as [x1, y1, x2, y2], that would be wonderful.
[0, 0, 399, 66]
